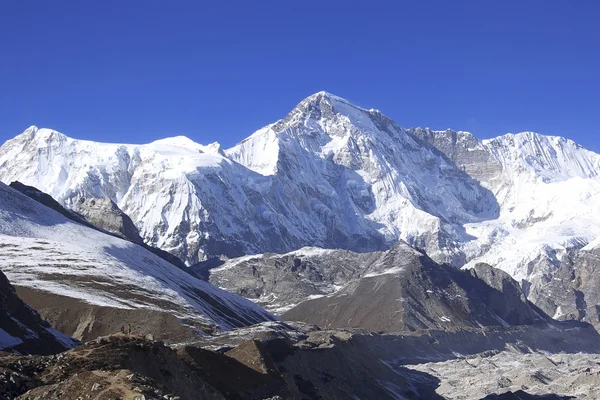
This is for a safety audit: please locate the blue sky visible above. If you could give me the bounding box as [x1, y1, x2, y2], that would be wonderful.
[1, 1, 599, 151]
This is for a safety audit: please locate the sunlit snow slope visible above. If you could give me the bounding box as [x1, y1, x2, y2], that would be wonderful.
[0, 182, 275, 331]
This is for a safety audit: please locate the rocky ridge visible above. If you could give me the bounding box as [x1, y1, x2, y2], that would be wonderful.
[283, 246, 543, 332]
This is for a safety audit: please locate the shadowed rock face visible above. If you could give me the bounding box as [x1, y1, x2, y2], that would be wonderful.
[525, 245, 600, 331]
[405, 128, 505, 188]
[282, 245, 542, 332]
[467, 263, 541, 326]
[0, 270, 78, 355]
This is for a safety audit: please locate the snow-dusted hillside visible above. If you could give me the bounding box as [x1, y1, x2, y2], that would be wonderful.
[0, 182, 275, 332]
[1, 92, 600, 311]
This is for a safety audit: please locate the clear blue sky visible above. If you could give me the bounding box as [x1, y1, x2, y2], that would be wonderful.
[1, 1, 599, 151]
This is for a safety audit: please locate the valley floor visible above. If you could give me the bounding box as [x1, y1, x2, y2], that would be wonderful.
[406, 350, 600, 399]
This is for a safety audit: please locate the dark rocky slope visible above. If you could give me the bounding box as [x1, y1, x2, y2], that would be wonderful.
[203, 247, 382, 313]
[525, 243, 600, 331]
[0, 330, 441, 400]
[0, 270, 78, 355]
[1, 300, 598, 399]
[283, 244, 543, 332]
[14, 287, 208, 343]
[7, 320, 597, 400]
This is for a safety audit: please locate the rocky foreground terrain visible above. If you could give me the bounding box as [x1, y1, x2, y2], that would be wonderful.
[1, 320, 599, 399]
[3, 252, 597, 399]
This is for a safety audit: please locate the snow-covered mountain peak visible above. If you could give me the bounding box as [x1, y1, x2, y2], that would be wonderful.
[484, 131, 600, 182]
[225, 92, 371, 175]
[275, 91, 401, 139]
[299, 90, 356, 107]
[20, 125, 39, 138]
[150, 135, 202, 148]
[8, 126, 66, 146]
[3, 93, 600, 285]
[228, 93, 412, 191]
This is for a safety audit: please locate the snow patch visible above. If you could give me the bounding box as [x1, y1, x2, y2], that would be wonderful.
[0, 329, 23, 350]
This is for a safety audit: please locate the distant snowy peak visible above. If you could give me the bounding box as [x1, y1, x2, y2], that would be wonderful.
[11, 126, 226, 162]
[274, 90, 405, 141]
[483, 132, 600, 182]
[151, 136, 225, 156]
[150, 135, 204, 149]
[0, 126, 230, 200]
[20, 125, 64, 140]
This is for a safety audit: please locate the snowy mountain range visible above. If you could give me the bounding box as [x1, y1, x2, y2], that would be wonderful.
[1, 91, 600, 321]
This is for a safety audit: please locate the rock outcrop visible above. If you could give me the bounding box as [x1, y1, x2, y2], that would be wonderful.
[71, 196, 144, 244]
[2, 318, 599, 399]
[0, 269, 78, 355]
[283, 244, 543, 332]
[524, 241, 600, 331]
[204, 247, 381, 313]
